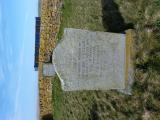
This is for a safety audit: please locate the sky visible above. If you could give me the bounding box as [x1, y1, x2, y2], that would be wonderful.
[0, 0, 39, 120]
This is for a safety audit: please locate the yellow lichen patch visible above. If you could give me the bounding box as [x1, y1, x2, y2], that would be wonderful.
[39, 0, 61, 62]
[125, 29, 135, 87]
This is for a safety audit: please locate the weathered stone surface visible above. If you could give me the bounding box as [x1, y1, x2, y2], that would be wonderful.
[53, 28, 127, 91]
[43, 63, 55, 76]
[118, 29, 135, 95]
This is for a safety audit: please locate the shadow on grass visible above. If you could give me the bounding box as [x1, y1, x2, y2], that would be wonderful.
[101, 0, 134, 33]
[89, 102, 100, 120]
[42, 114, 54, 120]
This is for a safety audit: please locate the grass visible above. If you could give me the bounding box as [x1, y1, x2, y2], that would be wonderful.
[155, 19, 160, 28]
[154, 0, 160, 6]
[57, 0, 105, 41]
[52, 0, 160, 120]
[52, 76, 63, 120]
[57, 0, 72, 41]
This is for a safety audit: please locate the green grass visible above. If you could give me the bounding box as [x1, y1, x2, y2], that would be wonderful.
[155, 19, 160, 28]
[154, 0, 160, 6]
[57, 0, 72, 41]
[52, 0, 160, 120]
[52, 76, 63, 120]
[57, 0, 105, 42]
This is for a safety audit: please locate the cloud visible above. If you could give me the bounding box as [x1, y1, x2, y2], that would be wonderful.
[0, 2, 39, 120]
[0, 36, 4, 53]
[0, 67, 4, 81]
[9, 47, 13, 58]
[19, 44, 25, 66]
[6, 62, 13, 73]
[9, 16, 30, 116]
[9, 76, 21, 120]
[7, 109, 21, 120]
[10, 12, 31, 120]
[0, 4, 2, 25]
[6, 47, 13, 73]
[19, 12, 29, 67]
[0, 5, 4, 53]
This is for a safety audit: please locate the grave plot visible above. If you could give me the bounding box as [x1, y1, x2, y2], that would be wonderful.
[52, 0, 136, 120]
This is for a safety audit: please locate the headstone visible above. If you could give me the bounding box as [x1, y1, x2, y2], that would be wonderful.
[43, 63, 55, 77]
[53, 28, 132, 91]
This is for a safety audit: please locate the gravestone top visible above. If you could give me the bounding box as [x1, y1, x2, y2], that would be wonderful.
[53, 28, 127, 91]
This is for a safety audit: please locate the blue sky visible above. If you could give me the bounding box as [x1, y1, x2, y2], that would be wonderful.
[0, 0, 39, 120]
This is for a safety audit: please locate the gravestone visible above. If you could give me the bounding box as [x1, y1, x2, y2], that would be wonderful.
[52, 28, 133, 92]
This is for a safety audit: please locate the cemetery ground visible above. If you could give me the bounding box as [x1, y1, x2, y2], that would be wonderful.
[51, 0, 160, 120]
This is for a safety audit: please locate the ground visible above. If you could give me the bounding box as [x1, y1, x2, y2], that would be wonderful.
[52, 0, 160, 120]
